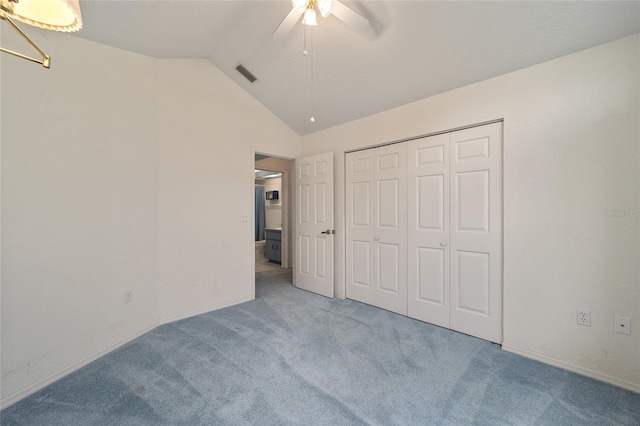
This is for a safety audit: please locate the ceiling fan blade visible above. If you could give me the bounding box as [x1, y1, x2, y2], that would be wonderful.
[331, 0, 370, 33]
[273, 8, 304, 38]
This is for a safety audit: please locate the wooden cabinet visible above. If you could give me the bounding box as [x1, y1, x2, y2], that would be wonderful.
[265, 229, 281, 264]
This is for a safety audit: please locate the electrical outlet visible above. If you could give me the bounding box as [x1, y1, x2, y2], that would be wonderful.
[240, 213, 249, 222]
[614, 315, 631, 335]
[124, 290, 133, 304]
[576, 309, 591, 326]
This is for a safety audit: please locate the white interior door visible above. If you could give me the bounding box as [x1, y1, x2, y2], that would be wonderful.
[449, 122, 502, 343]
[346, 144, 407, 315]
[294, 152, 334, 298]
[408, 133, 450, 328]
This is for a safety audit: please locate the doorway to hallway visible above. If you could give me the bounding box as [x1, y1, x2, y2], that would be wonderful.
[253, 153, 294, 276]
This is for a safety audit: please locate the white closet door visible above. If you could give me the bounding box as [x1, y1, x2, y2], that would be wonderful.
[346, 149, 375, 305]
[346, 144, 407, 315]
[408, 133, 450, 328]
[373, 143, 407, 315]
[449, 122, 503, 343]
[347, 121, 502, 343]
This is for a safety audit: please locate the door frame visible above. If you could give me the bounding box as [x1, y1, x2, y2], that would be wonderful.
[251, 150, 295, 299]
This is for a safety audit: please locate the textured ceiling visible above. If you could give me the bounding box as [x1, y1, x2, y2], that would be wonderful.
[73, 1, 640, 135]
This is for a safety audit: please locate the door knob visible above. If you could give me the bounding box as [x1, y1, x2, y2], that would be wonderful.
[440, 241, 447, 247]
[321, 229, 334, 235]
[375, 236, 380, 241]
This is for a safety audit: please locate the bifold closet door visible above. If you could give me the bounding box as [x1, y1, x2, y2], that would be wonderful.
[347, 122, 502, 343]
[408, 122, 502, 343]
[407, 133, 451, 328]
[346, 144, 407, 315]
[449, 123, 502, 343]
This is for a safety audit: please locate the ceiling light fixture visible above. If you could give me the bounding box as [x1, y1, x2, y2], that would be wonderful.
[0, 0, 82, 68]
[295, 0, 333, 25]
[273, 0, 369, 38]
[301, 7, 317, 26]
[261, 173, 282, 179]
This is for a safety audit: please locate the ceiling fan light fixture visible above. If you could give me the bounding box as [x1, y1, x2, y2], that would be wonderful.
[302, 8, 317, 26]
[292, 0, 309, 13]
[317, 0, 332, 18]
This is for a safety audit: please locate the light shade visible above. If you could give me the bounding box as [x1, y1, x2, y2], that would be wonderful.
[302, 8, 317, 26]
[11, 0, 82, 32]
[317, 0, 333, 18]
[292, 0, 309, 13]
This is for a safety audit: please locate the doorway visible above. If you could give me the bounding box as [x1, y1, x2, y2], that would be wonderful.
[253, 153, 294, 276]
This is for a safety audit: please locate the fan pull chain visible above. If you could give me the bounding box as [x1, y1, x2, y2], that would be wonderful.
[303, 25, 308, 56]
[309, 27, 315, 123]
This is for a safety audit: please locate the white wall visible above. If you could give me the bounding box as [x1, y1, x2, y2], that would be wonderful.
[1, 29, 160, 406]
[156, 59, 299, 322]
[0, 31, 300, 407]
[301, 34, 640, 391]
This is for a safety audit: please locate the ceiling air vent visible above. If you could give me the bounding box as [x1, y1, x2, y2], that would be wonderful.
[235, 64, 258, 84]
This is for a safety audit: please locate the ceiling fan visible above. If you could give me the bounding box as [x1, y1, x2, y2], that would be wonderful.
[273, 0, 369, 38]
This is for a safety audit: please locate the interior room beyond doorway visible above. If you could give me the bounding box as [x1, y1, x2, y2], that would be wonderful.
[254, 153, 294, 274]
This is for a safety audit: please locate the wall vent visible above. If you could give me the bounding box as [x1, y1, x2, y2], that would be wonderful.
[235, 64, 258, 83]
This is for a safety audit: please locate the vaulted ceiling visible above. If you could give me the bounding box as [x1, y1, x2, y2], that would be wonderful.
[73, 1, 639, 135]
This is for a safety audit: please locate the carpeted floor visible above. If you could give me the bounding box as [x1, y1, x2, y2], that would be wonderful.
[2, 269, 639, 425]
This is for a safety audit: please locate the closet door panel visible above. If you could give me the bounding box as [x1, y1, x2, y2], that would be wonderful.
[456, 250, 490, 315]
[417, 247, 445, 303]
[456, 170, 490, 232]
[450, 122, 503, 343]
[408, 133, 450, 327]
[346, 151, 374, 304]
[418, 175, 445, 229]
[377, 243, 400, 293]
[372, 144, 408, 315]
[377, 179, 400, 228]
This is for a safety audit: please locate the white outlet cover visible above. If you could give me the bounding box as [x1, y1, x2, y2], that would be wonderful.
[576, 309, 591, 326]
[614, 316, 631, 335]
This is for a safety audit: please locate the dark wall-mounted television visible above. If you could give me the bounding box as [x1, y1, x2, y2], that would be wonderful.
[266, 190, 279, 200]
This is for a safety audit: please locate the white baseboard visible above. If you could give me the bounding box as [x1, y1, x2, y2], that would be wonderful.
[1, 295, 253, 410]
[502, 344, 640, 394]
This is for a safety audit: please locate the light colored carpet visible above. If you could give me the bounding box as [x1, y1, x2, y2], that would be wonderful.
[2, 269, 639, 425]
